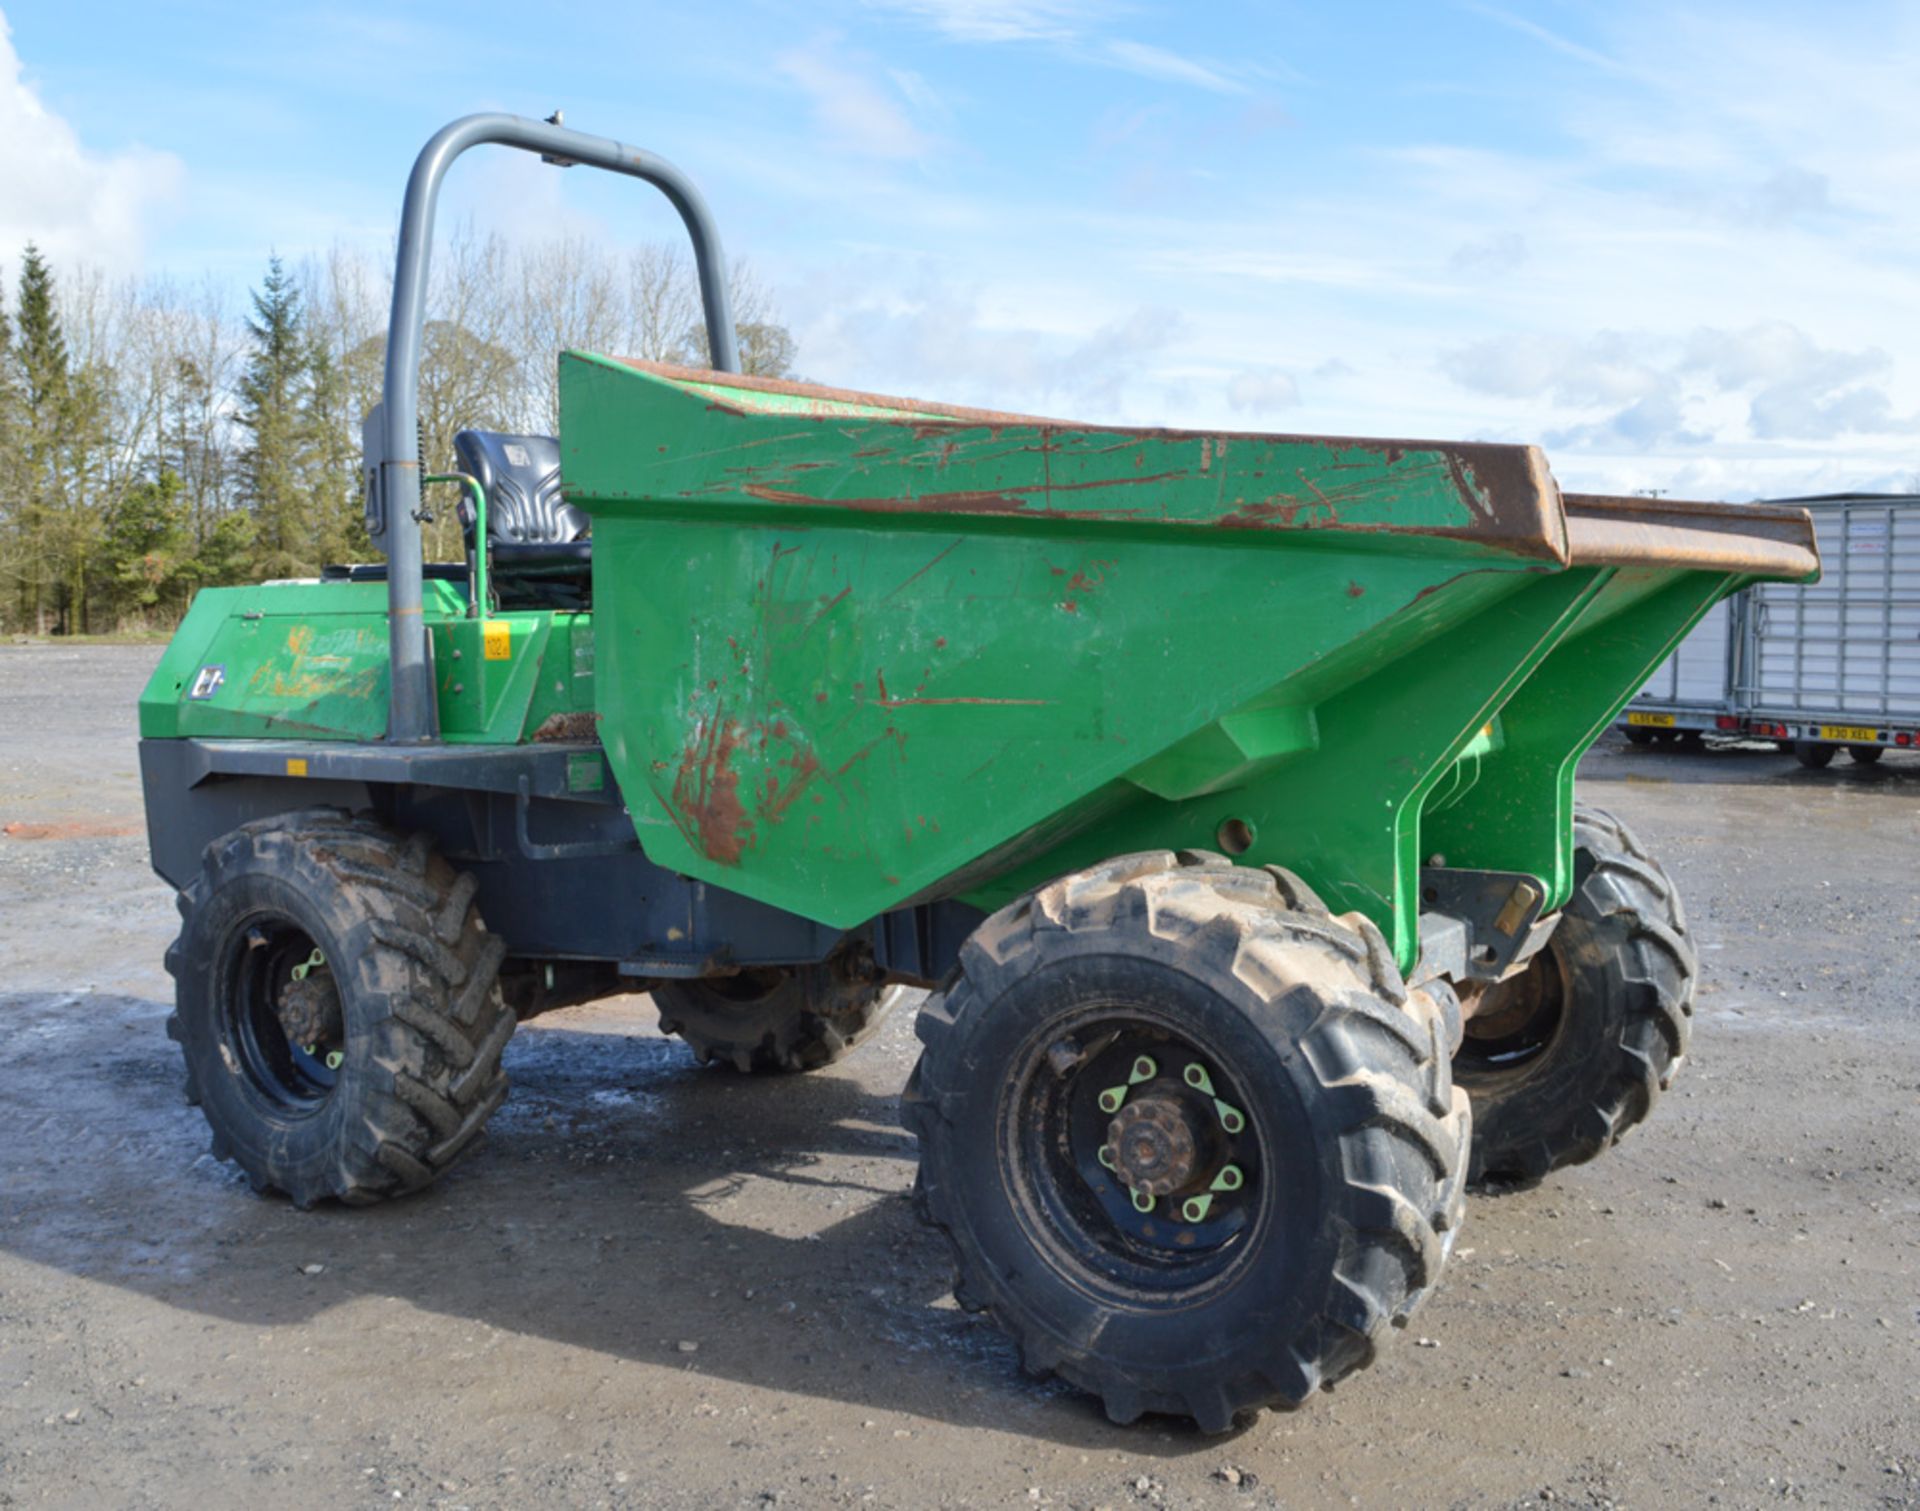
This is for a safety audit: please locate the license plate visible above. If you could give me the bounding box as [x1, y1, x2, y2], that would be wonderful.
[1819, 724, 1877, 742]
[1627, 712, 1676, 728]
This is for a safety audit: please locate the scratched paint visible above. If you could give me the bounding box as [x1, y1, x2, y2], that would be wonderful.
[670, 715, 752, 864]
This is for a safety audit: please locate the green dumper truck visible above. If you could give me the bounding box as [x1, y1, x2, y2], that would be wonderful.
[138, 115, 1819, 1431]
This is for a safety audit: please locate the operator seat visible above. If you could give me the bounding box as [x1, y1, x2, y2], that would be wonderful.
[453, 429, 591, 609]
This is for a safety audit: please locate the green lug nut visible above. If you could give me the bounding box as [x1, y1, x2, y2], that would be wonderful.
[1182, 1194, 1213, 1223]
[1183, 1062, 1214, 1095]
[324, 1050, 344, 1071]
[1103, 1055, 1160, 1115]
[1214, 1099, 1246, 1134]
[302, 1043, 317, 1057]
[1212, 1164, 1244, 1192]
[291, 947, 325, 983]
[1097, 1144, 1115, 1170]
[1130, 1189, 1155, 1214]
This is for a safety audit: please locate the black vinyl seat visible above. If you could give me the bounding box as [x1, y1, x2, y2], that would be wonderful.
[453, 430, 590, 598]
[325, 430, 590, 608]
[453, 430, 576, 543]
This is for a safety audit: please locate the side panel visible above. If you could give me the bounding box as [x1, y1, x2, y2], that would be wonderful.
[138, 580, 593, 744]
[589, 515, 1552, 933]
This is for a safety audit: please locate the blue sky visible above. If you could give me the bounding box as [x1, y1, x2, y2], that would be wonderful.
[3, 0, 1915, 498]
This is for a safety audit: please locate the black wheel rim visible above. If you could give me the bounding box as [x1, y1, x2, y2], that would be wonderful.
[218, 912, 341, 1111]
[1001, 1007, 1266, 1305]
[1454, 945, 1568, 1082]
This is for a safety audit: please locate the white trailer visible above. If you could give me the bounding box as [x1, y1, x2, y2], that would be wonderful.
[1619, 493, 1920, 765]
[1744, 494, 1920, 766]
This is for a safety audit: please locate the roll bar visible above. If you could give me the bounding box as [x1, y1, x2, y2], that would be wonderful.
[371, 113, 740, 744]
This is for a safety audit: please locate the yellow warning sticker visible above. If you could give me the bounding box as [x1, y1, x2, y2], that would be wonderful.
[482, 621, 511, 661]
[286, 757, 309, 777]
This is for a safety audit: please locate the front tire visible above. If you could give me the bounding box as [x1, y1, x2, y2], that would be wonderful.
[1456, 805, 1695, 1191]
[905, 851, 1469, 1432]
[167, 810, 513, 1207]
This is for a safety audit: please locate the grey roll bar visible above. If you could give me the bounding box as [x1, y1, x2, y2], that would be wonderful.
[372, 112, 741, 744]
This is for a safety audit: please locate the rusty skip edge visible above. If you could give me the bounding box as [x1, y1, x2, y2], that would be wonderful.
[606, 360, 1573, 563]
[1563, 494, 1819, 578]
[599, 362, 1818, 580]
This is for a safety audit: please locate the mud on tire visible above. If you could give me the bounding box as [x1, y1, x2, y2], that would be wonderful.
[1457, 804, 1696, 1191]
[904, 850, 1470, 1432]
[654, 955, 902, 1073]
[166, 809, 513, 1207]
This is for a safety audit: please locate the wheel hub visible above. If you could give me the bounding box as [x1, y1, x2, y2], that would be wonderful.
[1104, 1092, 1202, 1196]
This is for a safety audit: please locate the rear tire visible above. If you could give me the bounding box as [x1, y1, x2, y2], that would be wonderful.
[1848, 744, 1883, 765]
[167, 810, 513, 1207]
[653, 950, 902, 1073]
[905, 850, 1469, 1431]
[1624, 726, 1654, 747]
[1794, 741, 1835, 768]
[1456, 805, 1694, 1191]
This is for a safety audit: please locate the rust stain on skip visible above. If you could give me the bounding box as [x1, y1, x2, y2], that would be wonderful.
[671, 716, 753, 865]
[735, 471, 1183, 521]
[758, 748, 822, 824]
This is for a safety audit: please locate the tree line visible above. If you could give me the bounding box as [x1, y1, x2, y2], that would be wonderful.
[0, 233, 796, 635]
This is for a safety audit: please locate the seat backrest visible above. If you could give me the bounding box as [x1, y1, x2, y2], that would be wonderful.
[452, 430, 586, 545]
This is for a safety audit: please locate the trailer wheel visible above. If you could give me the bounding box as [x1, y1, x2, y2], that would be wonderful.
[1793, 740, 1835, 768]
[1624, 726, 1654, 747]
[166, 809, 512, 1207]
[1456, 805, 1694, 1192]
[653, 951, 902, 1073]
[1848, 744, 1883, 765]
[904, 850, 1469, 1431]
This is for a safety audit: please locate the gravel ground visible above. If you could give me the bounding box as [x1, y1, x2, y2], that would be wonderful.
[1, 644, 1917, 1510]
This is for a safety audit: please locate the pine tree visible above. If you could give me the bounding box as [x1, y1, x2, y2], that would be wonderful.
[102, 467, 190, 623]
[0, 273, 20, 625]
[237, 255, 323, 575]
[16, 245, 69, 410]
[12, 245, 72, 631]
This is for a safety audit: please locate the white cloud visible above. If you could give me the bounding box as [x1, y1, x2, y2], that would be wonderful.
[1445, 322, 1911, 457]
[1739, 166, 1831, 227]
[0, 11, 181, 273]
[1444, 331, 1669, 409]
[1450, 231, 1528, 275]
[790, 256, 1181, 417]
[861, 0, 1253, 95]
[859, 0, 1109, 43]
[1226, 367, 1300, 414]
[1101, 39, 1247, 95]
[1679, 323, 1884, 393]
[777, 40, 936, 160]
[1463, 3, 1640, 79]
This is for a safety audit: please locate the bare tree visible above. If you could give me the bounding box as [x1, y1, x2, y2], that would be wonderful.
[0, 227, 798, 628]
